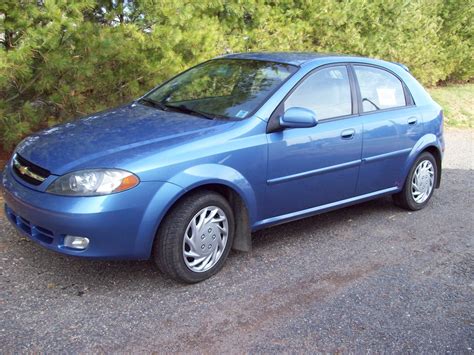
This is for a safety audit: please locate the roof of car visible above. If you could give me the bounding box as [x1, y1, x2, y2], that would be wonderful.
[219, 52, 348, 66]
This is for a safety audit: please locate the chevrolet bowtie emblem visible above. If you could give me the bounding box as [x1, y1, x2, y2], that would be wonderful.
[13, 155, 46, 182]
[19, 165, 29, 175]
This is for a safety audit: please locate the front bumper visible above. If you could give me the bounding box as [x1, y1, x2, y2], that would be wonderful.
[1, 166, 182, 259]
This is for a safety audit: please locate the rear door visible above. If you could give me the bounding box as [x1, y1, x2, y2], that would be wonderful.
[352, 64, 423, 194]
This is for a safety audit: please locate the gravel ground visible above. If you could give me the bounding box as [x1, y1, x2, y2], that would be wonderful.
[0, 129, 473, 353]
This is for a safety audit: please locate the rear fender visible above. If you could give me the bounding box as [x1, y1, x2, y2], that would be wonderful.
[402, 134, 443, 188]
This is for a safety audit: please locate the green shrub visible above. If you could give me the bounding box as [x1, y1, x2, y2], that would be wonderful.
[1, 0, 472, 150]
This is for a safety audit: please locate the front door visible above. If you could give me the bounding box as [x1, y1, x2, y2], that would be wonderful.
[264, 65, 363, 220]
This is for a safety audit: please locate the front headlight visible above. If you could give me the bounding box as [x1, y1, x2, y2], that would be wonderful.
[46, 169, 140, 196]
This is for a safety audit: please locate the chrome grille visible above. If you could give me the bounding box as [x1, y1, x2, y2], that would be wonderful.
[12, 154, 50, 186]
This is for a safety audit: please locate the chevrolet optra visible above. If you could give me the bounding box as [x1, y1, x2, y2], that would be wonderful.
[2, 53, 444, 283]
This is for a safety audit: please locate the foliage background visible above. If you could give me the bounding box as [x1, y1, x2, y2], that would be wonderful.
[1, 0, 473, 150]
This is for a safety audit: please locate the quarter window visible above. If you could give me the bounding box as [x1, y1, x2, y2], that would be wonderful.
[354, 65, 406, 112]
[284, 66, 352, 120]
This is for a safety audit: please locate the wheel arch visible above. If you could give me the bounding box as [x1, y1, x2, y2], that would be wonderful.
[405, 134, 443, 189]
[166, 182, 253, 253]
[146, 163, 258, 256]
[422, 145, 442, 188]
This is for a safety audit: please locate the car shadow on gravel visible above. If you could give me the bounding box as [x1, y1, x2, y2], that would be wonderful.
[251, 195, 397, 248]
[1, 168, 470, 293]
[1, 195, 397, 286]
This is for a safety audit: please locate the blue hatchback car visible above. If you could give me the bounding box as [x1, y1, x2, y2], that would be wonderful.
[2, 52, 444, 283]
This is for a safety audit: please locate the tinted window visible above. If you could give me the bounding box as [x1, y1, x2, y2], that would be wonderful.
[284, 66, 352, 120]
[146, 59, 297, 119]
[354, 65, 406, 112]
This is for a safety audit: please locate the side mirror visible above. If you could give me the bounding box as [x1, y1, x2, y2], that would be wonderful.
[279, 107, 318, 129]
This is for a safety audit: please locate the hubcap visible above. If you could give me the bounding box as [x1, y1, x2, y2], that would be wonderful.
[182, 206, 228, 273]
[411, 160, 435, 204]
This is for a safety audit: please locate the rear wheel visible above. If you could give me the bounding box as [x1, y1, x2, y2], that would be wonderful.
[153, 190, 234, 283]
[393, 152, 437, 211]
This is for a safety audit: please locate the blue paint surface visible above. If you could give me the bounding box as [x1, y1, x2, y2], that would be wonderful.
[1, 53, 444, 259]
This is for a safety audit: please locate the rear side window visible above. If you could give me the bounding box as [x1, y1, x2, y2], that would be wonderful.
[284, 66, 352, 120]
[354, 65, 406, 112]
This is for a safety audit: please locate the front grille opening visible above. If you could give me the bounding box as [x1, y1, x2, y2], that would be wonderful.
[5, 206, 55, 245]
[12, 154, 51, 186]
[33, 231, 54, 244]
[35, 225, 54, 237]
[18, 220, 32, 235]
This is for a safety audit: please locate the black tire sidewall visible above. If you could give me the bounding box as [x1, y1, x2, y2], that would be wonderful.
[403, 152, 437, 210]
[156, 191, 235, 283]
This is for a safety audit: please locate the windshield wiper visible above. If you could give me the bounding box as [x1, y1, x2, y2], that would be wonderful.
[138, 98, 169, 111]
[165, 104, 215, 120]
[140, 98, 217, 120]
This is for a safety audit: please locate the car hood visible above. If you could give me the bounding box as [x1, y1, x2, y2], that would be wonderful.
[15, 103, 234, 175]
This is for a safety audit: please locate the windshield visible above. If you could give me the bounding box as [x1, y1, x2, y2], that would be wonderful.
[144, 59, 298, 119]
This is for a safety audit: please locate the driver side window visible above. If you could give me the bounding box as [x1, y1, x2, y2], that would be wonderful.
[285, 66, 352, 120]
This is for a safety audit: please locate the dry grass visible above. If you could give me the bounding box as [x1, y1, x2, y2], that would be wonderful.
[428, 84, 473, 128]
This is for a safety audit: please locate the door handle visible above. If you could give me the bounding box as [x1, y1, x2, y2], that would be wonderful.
[407, 117, 418, 125]
[341, 128, 355, 139]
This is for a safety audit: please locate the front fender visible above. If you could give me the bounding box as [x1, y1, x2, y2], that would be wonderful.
[136, 164, 258, 257]
[167, 164, 258, 224]
[134, 181, 184, 258]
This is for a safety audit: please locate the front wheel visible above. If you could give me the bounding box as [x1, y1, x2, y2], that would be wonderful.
[153, 190, 234, 283]
[393, 152, 437, 211]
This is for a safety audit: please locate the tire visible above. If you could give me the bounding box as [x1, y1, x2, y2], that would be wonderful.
[153, 190, 234, 283]
[392, 151, 437, 211]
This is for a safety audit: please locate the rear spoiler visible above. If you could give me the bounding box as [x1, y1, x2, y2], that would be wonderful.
[393, 62, 410, 72]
